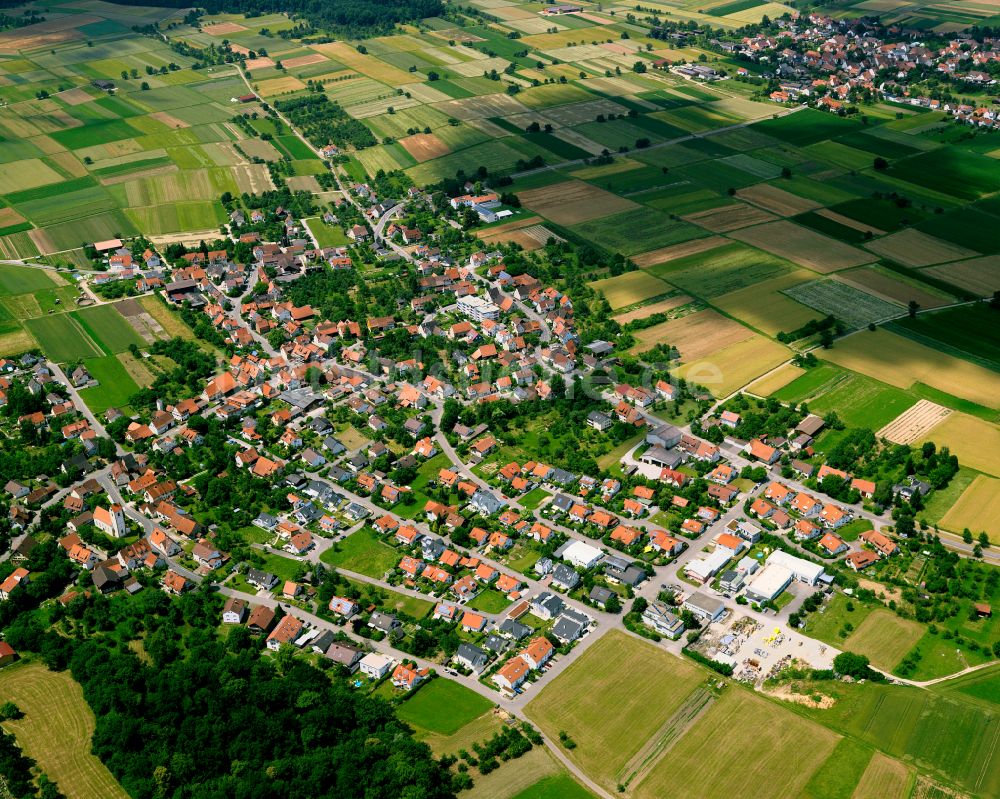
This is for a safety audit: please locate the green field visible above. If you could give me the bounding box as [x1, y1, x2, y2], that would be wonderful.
[649, 242, 793, 298]
[396, 679, 494, 736]
[0, 264, 56, 295]
[74, 305, 146, 354]
[889, 304, 1000, 372]
[633, 689, 838, 799]
[937, 663, 1000, 707]
[570, 209, 705, 257]
[24, 314, 104, 362]
[527, 630, 704, 791]
[795, 679, 1000, 797]
[77, 355, 141, 413]
[320, 527, 399, 578]
[510, 774, 595, 799]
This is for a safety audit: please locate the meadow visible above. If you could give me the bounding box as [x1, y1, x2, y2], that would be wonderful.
[319, 526, 399, 578]
[0, 661, 130, 799]
[633, 689, 838, 799]
[395, 679, 494, 736]
[526, 630, 704, 791]
[795, 679, 1000, 797]
[842, 610, 925, 672]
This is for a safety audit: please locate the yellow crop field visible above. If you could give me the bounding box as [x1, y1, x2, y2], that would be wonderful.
[919, 413, 1000, 478]
[821, 329, 1000, 409]
[673, 335, 791, 397]
[940, 474, 1000, 542]
[851, 753, 913, 799]
[590, 270, 671, 310]
[311, 42, 424, 85]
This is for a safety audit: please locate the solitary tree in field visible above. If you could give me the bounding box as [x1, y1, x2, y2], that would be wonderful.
[908, 300, 920, 318]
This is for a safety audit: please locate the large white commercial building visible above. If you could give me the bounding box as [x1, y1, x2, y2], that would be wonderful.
[744, 564, 793, 604]
[767, 550, 827, 585]
[561, 539, 604, 570]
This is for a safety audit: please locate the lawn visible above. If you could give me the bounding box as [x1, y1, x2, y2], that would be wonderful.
[468, 588, 512, 614]
[526, 630, 704, 791]
[259, 552, 303, 582]
[0, 661, 130, 799]
[519, 487, 551, 511]
[633, 688, 838, 799]
[510, 774, 595, 799]
[396, 679, 494, 736]
[77, 355, 142, 413]
[837, 518, 873, 542]
[320, 527, 399, 578]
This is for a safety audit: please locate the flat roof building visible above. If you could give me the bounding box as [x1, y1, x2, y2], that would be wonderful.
[744, 564, 793, 604]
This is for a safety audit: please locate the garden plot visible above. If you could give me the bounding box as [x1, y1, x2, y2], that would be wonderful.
[519, 179, 638, 225]
[731, 220, 877, 273]
[783, 279, 901, 329]
[863, 228, 979, 268]
[876, 399, 951, 444]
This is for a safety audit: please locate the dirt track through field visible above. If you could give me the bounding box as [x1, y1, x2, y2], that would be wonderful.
[877, 399, 951, 444]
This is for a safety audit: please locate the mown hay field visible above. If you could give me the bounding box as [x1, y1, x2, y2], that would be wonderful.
[590, 270, 671, 310]
[526, 630, 703, 792]
[864, 228, 978, 268]
[633, 689, 838, 799]
[850, 753, 913, 799]
[0, 661, 130, 799]
[844, 610, 925, 671]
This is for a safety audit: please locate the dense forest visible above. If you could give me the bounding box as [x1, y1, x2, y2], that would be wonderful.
[5, 590, 458, 799]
